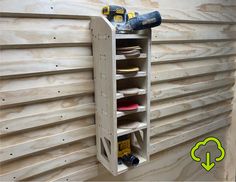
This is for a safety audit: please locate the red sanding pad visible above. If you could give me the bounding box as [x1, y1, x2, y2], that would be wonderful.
[117, 100, 139, 111]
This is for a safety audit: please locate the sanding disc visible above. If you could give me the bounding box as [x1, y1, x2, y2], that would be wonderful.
[117, 100, 139, 111]
[117, 46, 141, 51]
[117, 49, 140, 55]
[118, 88, 140, 96]
[117, 49, 141, 57]
[123, 51, 141, 58]
[117, 67, 139, 74]
[118, 121, 141, 129]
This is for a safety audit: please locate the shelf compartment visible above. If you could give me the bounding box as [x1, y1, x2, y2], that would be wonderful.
[117, 106, 146, 118]
[117, 154, 147, 174]
[116, 53, 147, 60]
[117, 122, 147, 136]
[91, 16, 150, 176]
[116, 34, 148, 39]
[116, 88, 146, 99]
[116, 71, 146, 80]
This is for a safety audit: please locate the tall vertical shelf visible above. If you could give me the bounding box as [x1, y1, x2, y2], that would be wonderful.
[91, 16, 151, 176]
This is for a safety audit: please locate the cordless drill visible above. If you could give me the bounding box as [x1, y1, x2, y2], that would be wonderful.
[102, 5, 162, 33]
[118, 135, 139, 166]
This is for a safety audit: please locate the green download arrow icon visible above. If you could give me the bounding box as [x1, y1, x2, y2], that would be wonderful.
[190, 137, 225, 172]
[201, 152, 215, 171]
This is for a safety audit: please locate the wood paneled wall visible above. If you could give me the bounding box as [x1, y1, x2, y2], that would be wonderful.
[0, 0, 236, 181]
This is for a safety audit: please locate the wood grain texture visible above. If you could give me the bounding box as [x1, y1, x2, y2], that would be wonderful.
[0, 0, 235, 181]
[151, 104, 232, 136]
[0, 80, 94, 108]
[152, 41, 236, 63]
[1, 17, 236, 49]
[0, 0, 236, 23]
[150, 115, 231, 154]
[0, 146, 96, 181]
[0, 103, 95, 135]
[0, 125, 95, 163]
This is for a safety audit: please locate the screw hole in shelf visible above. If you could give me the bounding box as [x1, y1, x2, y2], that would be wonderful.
[2, 98, 5, 101]
[5, 127, 8, 130]
[58, 90, 61, 93]
[51, 6, 54, 10]
[10, 153, 13, 156]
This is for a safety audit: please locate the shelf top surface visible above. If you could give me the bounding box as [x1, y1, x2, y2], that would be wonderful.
[116, 34, 148, 39]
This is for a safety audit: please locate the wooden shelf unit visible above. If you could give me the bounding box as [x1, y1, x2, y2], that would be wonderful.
[91, 16, 151, 176]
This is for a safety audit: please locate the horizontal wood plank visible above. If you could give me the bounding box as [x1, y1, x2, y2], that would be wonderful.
[152, 41, 236, 64]
[0, 125, 95, 163]
[0, 30, 91, 48]
[52, 164, 98, 182]
[150, 116, 231, 154]
[0, 146, 96, 181]
[152, 62, 236, 82]
[0, 103, 95, 135]
[151, 104, 232, 136]
[0, 56, 93, 78]
[151, 77, 235, 101]
[23, 157, 97, 181]
[0, 81, 94, 108]
[0, 137, 96, 174]
[0, 0, 236, 23]
[151, 91, 233, 120]
[153, 24, 236, 42]
[1, 23, 236, 48]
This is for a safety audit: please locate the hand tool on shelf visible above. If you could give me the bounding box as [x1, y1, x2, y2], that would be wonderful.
[118, 135, 139, 166]
[102, 5, 162, 33]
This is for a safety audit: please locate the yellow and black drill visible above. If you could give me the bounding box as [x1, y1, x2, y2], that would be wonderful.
[102, 5, 161, 33]
[118, 135, 139, 166]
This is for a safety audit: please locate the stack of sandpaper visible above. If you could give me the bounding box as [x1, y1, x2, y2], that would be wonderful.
[116, 46, 142, 58]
